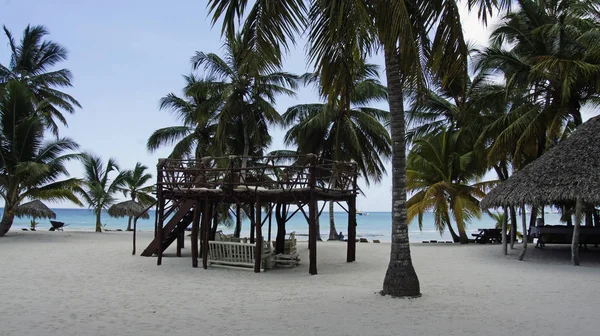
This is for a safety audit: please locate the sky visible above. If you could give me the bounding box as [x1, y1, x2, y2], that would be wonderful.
[1, 0, 499, 210]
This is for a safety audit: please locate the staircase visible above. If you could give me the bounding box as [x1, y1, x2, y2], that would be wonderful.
[141, 200, 195, 256]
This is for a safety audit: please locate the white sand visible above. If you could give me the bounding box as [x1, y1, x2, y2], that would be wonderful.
[2, 231, 600, 336]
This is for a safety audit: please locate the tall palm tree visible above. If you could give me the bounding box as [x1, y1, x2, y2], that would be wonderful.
[78, 153, 128, 232]
[283, 65, 391, 240]
[0, 80, 82, 236]
[407, 127, 489, 243]
[192, 31, 298, 166]
[121, 163, 155, 231]
[147, 75, 221, 159]
[206, 0, 508, 297]
[0, 25, 81, 135]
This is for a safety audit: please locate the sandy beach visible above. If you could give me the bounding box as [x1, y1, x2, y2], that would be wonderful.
[2, 231, 600, 336]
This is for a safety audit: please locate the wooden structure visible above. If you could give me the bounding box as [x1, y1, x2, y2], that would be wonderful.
[141, 154, 359, 274]
[481, 116, 600, 265]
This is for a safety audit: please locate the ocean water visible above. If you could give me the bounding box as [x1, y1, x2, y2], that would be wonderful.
[6, 208, 566, 242]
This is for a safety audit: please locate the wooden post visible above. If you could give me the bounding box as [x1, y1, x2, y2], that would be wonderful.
[176, 225, 183, 257]
[502, 206, 508, 255]
[572, 197, 582, 266]
[250, 205, 255, 244]
[255, 200, 262, 273]
[308, 156, 318, 275]
[518, 201, 528, 261]
[268, 203, 272, 242]
[202, 199, 210, 269]
[191, 202, 201, 268]
[347, 198, 357, 262]
[132, 217, 137, 255]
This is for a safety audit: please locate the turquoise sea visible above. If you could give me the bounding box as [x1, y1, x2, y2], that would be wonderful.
[6, 208, 566, 242]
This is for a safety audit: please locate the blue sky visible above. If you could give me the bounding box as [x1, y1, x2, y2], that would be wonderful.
[1, 0, 497, 210]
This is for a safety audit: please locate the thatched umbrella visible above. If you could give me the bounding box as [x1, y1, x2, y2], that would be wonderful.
[16, 200, 56, 230]
[108, 200, 151, 255]
[481, 115, 600, 264]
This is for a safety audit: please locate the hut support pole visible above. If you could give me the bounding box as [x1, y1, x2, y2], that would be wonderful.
[255, 199, 262, 273]
[502, 206, 508, 255]
[176, 226, 183, 257]
[518, 201, 528, 261]
[268, 203, 272, 242]
[132, 219, 137, 255]
[572, 197, 582, 266]
[347, 198, 357, 262]
[191, 202, 201, 268]
[202, 200, 211, 269]
[309, 195, 317, 275]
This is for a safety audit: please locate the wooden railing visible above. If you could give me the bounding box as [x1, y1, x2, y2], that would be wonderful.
[155, 154, 359, 194]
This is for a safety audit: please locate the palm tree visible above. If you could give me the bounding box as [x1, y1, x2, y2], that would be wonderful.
[148, 75, 222, 159]
[406, 127, 489, 244]
[0, 25, 81, 135]
[191, 31, 298, 168]
[283, 65, 391, 240]
[0, 80, 82, 236]
[78, 153, 128, 232]
[206, 0, 509, 297]
[121, 163, 155, 231]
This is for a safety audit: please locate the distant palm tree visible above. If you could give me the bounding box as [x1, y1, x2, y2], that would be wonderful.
[407, 127, 488, 244]
[121, 163, 155, 231]
[78, 153, 128, 232]
[191, 31, 298, 168]
[283, 64, 391, 240]
[0, 80, 82, 236]
[147, 75, 221, 159]
[0, 25, 81, 135]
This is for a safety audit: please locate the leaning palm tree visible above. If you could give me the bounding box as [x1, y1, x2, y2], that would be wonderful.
[0, 25, 81, 135]
[78, 153, 128, 232]
[121, 163, 156, 231]
[283, 64, 391, 240]
[0, 80, 82, 236]
[407, 127, 489, 243]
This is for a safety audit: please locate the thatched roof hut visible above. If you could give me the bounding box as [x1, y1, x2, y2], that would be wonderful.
[481, 116, 600, 265]
[481, 115, 600, 209]
[16, 200, 56, 219]
[108, 200, 150, 219]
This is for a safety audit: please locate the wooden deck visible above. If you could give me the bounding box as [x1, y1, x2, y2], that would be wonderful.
[142, 154, 359, 275]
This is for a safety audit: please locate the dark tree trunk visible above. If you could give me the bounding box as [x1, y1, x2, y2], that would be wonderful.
[0, 206, 16, 237]
[95, 210, 102, 232]
[447, 223, 460, 242]
[381, 49, 420, 297]
[328, 201, 338, 240]
[529, 207, 538, 230]
[126, 216, 133, 231]
[249, 204, 255, 243]
[234, 204, 242, 238]
[210, 207, 219, 240]
[593, 210, 600, 227]
[275, 203, 287, 254]
[585, 209, 593, 227]
[458, 225, 469, 244]
[315, 204, 322, 241]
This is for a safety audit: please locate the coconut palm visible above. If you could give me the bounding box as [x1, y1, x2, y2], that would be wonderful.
[78, 153, 128, 232]
[147, 75, 223, 159]
[406, 127, 489, 244]
[283, 64, 391, 240]
[121, 163, 155, 231]
[0, 25, 81, 135]
[207, 0, 510, 297]
[0, 80, 82, 236]
[191, 31, 298, 169]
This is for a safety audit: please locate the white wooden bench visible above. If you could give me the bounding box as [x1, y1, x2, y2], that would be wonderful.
[273, 231, 300, 267]
[207, 240, 273, 271]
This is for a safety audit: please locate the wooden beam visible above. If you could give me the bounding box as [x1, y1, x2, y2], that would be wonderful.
[202, 199, 210, 269]
[518, 202, 528, 261]
[347, 198, 357, 262]
[572, 197, 582, 266]
[191, 202, 200, 268]
[255, 199, 262, 273]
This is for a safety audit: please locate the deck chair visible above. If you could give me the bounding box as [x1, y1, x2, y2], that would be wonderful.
[49, 221, 66, 231]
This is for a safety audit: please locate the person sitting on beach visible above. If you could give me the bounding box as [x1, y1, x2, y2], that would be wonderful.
[338, 231, 344, 241]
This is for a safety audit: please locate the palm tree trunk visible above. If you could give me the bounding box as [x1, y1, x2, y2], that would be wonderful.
[0, 205, 17, 237]
[275, 203, 286, 254]
[315, 206, 322, 241]
[234, 204, 242, 238]
[127, 216, 133, 231]
[241, 119, 250, 181]
[328, 201, 338, 240]
[95, 210, 102, 232]
[446, 223, 460, 243]
[458, 225, 469, 244]
[381, 49, 420, 297]
[510, 206, 517, 248]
